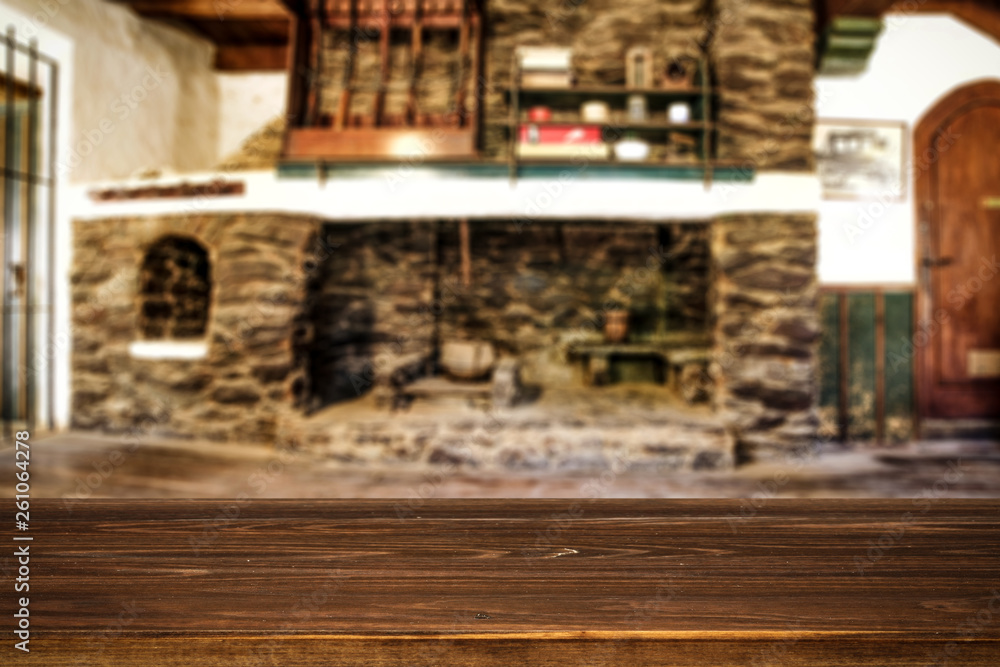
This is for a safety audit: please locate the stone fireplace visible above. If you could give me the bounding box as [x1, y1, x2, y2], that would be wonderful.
[70, 210, 818, 470]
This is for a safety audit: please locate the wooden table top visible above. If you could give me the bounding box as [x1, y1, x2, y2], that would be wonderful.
[7, 499, 1000, 665]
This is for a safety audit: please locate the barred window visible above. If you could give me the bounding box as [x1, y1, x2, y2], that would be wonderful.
[139, 237, 211, 339]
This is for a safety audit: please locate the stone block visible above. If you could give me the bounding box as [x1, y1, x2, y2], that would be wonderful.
[211, 383, 262, 405]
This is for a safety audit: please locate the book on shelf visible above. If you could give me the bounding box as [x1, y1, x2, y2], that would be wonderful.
[515, 46, 572, 71]
[518, 124, 603, 144]
[515, 143, 611, 160]
[519, 71, 573, 89]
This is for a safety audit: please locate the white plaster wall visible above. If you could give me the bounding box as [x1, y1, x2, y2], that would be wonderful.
[217, 72, 287, 161]
[0, 0, 219, 183]
[815, 14, 1000, 285]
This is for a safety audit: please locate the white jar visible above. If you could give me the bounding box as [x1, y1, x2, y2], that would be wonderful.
[668, 102, 691, 124]
[581, 101, 610, 123]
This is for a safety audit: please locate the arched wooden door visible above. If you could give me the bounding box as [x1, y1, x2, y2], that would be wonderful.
[915, 80, 1000, 419]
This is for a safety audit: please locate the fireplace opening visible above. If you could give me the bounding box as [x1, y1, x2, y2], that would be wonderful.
[288, 219, 727, 468]
[299, 220, 713, 408]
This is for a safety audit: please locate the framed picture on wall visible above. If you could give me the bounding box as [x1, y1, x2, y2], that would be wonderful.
[813, 119, 907, 200]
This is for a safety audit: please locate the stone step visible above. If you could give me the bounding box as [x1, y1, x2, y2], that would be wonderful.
[287, 397, 733, 472]
[920, 418, 1000, 440]
[401, 377, 493, 400]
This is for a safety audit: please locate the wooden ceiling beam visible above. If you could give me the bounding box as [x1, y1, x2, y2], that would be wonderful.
[820, 0, 1000, 44]
[214, 43, 289, 70]
[115, 0, 289, 21]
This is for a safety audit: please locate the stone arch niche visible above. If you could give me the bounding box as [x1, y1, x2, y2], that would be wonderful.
[138, 235, 212, 340]
[71, 214, 320, 442]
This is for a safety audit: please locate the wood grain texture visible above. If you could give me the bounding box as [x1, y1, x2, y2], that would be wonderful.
[5, 499, 1000, 665]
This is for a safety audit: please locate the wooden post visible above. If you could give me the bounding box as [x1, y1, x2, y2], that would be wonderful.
[373, 0, 391, 126]
[838, 292, 849, 443]
[459, 218, 471, 287]
[875, 289, 886, 444]
[469, 8, 482, 137]
[453, 0, 470, 126]
[701, 57, 713, 190]
[406, 0, 423, 125]
[334, 0, 357, 130]
[306, 0, 325, 127]
[508, 50, 519, 184]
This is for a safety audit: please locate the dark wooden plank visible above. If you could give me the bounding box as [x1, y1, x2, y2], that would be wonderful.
[839, 292, 849, 442]
[875, 290, 886, 443]
[818, 290, 840, 426]
[214, 44, 289, 71]
[120, 0, 289, 20]
[372, 0, 390, 125]
[848, 292, 877, 441]
[283, 127, 477, 158]
[884, 291, 915, 442]
[405, 0, 423, 124]
[284, 12, 311, 126]
[4, 500, 1000, 665]
[306, 0, 325, 127]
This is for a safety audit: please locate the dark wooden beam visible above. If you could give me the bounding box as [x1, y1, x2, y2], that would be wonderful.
[283, 127, 478, 159]
[117, 0, 289, 20]
[821, 0, 1000, 44]
[214, 43, 289, 70]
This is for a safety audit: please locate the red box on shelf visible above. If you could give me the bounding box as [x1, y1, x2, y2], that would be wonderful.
[518, 124, 603, 144]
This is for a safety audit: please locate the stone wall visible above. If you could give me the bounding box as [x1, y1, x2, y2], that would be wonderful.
[71, 214, 320, 443]
[303, 222, 439, 408]
[438, 220, 678, 349]
[482, 0, 711, 157]
[709, 0, 815, 170]
[71, 212, 819, 466]
[710, 213, 820, 462]
[310, 0, 814, 167]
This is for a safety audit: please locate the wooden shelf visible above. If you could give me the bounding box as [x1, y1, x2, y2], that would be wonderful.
[282, 0, 483, 161]
[277, 160, 754, 181]
[284, 127, 477, 159]
[491, 120, 713, 132]
[506, 58, 717, 186]
[323, 14, 468, 29]
[514, 85, 707, 98]
[514, 157, 698, 167]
